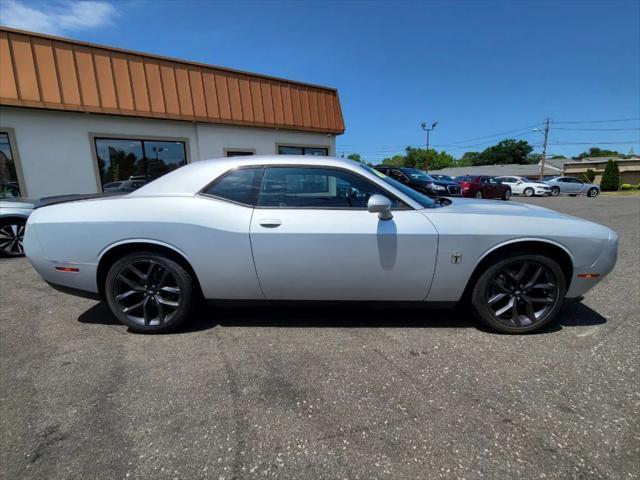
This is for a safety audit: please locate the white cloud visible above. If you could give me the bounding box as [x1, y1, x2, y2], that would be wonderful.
[0, 0, 117, 35]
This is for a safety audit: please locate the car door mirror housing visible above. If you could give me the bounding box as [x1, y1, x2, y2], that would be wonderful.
[367, 194, 393, 221]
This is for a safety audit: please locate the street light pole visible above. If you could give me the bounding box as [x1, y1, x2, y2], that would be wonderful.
[421, 121, 438, 171]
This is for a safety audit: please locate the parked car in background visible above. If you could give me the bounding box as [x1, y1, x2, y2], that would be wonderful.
[544, 177, 600, 197]
[0, 197, 35, 256]
[24, 155, 618, 335]
[430, 174, 454, 182]
[496, 176, 551, 197]
[454, 175, 512, 200]
[103, 180, 147, 192]
[374, 166, 461, 196]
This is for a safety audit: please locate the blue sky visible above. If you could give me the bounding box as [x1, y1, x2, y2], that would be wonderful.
[1, 0, 639, 161]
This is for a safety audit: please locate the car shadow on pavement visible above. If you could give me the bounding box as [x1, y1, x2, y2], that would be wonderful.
[78, 301, 607, 335]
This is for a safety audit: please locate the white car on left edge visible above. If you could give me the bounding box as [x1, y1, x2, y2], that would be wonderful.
[496, 176, 551, 197]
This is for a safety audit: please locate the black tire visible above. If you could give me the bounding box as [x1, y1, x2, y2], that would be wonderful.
[502, 189, 511, 201]
[550, 186, 560, 197]
[523, 187, 534, 197]
[105, 252, 195, 333]
[475, 190, 483, 199]
[0, 218, 26, 257]
[587, 187, 599, 198]
[471, 254, 566, 334]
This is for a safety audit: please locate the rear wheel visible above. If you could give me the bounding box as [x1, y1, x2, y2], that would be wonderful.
[105, 252, 194, 333]
[523, 187, 534, 197]
[0, 218, 26, 257]
[587, 187, 599, 197]
[550, 186, 560, 197]
[502, 189, 511, 201]
[475, 190, 483, 199]
[471, 254, 565, 334]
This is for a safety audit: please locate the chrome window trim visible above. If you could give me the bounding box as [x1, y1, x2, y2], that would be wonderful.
[197, 164, 413, 211]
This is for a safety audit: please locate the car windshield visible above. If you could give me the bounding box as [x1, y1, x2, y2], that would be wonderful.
[360, 165, 437, 208]
[402, 168, 433, 182]
[434, 174, 452, 181]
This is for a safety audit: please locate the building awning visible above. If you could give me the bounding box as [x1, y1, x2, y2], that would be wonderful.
[0, 27, 345, 134]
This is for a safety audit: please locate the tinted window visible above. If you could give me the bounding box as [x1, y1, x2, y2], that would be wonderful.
[564, 177, 582, 184]
[0, 132, 20, 198]
[204, 168, 262, 205]
[278, 146, 328, 156]
[361, 165, 436, 209]
[258, 167, 397, 208]
[95, 138, 187, 191]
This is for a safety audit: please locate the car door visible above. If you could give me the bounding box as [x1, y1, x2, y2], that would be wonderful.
[563, 177, 584, 193]
[249, 166, 438, 301]
[479, 176, 495, 198]
[498, 177, 519, 194]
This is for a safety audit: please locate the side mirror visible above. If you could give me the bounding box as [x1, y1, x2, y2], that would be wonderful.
[516, 181, 523, 185]
[367, 194, 393, 221]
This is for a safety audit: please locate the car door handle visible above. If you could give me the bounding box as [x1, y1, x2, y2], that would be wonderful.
[259, 219, 282, 228]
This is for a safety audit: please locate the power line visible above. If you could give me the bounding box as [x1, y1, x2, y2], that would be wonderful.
[553, 117, 640, 124]
[548, 141, 640, 145]
[552, 127, 640, 131]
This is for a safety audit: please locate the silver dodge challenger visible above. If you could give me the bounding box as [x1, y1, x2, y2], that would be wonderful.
[24, 156, 618, 334]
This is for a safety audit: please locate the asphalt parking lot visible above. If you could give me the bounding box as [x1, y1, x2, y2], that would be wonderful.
[1, 195, 639, 480]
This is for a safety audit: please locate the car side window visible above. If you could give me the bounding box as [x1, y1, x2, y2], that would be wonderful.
[480, 176, 489, 183]
[390, 169, 408, 182]
[257, 167, 401, 209]
[203, 167, 263, 205]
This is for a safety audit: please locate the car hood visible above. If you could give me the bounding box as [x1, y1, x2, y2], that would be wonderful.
[432, 197, 572, 219]
[523, 182, 549, 188]
[414, 179, 458, 187]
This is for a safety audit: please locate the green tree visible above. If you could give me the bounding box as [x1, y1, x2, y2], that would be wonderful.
[600, 160, 620, 191]
[381, 155, 404, 166]
[551, 155, 566, 159]
[584, 168, 596, 183]
[347, 153, 363, 163]
[474, 139, 534, 165]
[575, 147, 623, 159]
[457, 152, 479, 167]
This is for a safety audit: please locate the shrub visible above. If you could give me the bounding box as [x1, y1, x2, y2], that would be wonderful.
[585, 168, 596, 182]
[621, 184, 632, 190]
[600, 160, 620, 191]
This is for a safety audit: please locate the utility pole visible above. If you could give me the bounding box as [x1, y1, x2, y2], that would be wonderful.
[421, 121, 438, 171]
[539, 118, 550, 179]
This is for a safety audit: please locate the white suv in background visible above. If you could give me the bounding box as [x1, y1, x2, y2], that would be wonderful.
[496, 176, 551, 197]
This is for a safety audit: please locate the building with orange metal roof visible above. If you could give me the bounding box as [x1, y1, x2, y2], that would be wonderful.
[0, 27, 345, 198]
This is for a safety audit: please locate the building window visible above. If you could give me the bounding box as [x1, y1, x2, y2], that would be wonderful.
[224, 149, 255, 157]
[0, 132, 21, 198]
[278, 146, 328, 156]
[94, 138, 187, 191]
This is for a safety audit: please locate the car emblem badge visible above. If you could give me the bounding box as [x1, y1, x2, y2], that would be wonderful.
[451, 251, 463, 264]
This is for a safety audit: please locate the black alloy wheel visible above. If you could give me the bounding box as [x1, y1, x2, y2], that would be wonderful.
[0, 218, 26, 257]
[587, 187, 599, 197]
[105, 253, 194, 333]
[471, 254, 565, 334]
[550, 186, 560, 196]
[523, 187, 534, 197]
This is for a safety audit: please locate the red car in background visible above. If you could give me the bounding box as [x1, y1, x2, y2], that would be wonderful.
[454, 175, 512, 200]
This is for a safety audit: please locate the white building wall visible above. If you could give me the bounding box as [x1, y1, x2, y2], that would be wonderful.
[0, 106, 336, 198]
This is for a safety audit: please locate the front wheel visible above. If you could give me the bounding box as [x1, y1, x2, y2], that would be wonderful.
[475, 190, 483, 199]
[550, 186, 560, 197]
[471, 254, 566, 334]
[105, 252, 195, 333]
[523, 187, 534, 197]
[587, 187, 599, 197]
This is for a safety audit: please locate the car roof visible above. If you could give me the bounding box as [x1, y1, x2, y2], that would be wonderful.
[130, 155, 370, 197]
